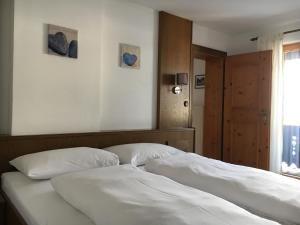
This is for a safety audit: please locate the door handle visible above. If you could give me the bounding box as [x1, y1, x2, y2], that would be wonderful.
[259, 110, 268, 123]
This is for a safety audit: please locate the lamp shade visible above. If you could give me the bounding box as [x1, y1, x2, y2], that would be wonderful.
[176, 73, 188, 85]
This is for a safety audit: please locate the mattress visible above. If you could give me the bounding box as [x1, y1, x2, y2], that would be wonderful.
[1, 172, 95, 225]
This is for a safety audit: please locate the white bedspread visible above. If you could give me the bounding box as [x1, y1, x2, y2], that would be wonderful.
[51, 164, 279, 225]
[145, 153, 300, 225]
[1, 172, 94, 225]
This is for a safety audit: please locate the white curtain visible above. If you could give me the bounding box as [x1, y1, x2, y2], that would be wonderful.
[257, 33, 284, 173]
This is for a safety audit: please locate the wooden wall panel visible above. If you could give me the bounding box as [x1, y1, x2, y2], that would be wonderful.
[157, 12, 192, 129]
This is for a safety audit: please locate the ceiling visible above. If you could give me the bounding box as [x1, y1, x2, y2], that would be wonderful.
[127, 0, 300, 34]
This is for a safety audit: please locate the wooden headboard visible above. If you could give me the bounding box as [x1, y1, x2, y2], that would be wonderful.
[0, 129, 194, 174]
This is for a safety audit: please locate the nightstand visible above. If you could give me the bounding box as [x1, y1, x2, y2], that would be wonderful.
[0, 194, 4, 225]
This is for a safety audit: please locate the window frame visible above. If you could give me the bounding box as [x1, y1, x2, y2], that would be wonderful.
[283, 42, 300, 53]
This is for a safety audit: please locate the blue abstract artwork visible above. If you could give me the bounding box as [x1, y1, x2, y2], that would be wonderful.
[120, 44, 140, 69]
[48, 24, 78, 59]
[123, 53, 138, 66]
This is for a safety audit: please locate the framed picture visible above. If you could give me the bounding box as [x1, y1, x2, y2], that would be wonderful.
[195, 75, 205, 89]
[48, 24, 78, 59]
[120, 43, 140, 69]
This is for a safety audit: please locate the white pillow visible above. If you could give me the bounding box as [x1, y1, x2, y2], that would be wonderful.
[10, 147, 119, 179]
[104, 143, 184, 166]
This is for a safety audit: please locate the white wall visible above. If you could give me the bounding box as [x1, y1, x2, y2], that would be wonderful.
[193, 23, 231, 52]
[284, 32, 300, 44]
[193, 20, 300, 56]
[11, 0, 102, 135]
[0, 0, 14, 134]
[192, 60, 205, 109]
[100, 0, 158, 130]
[227, 32, 258, 55]
[228, 21, 300, 55]
[13, 0, 300, 134]
[9, 0, 158, 135]
[192, 59, 205, 155]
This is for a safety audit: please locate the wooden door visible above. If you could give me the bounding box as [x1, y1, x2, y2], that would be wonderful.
[223, 51, 272, 170]
[203, 56, 224, 160]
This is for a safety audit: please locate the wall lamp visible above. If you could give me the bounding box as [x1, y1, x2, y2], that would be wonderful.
[172, 73, 188, 94]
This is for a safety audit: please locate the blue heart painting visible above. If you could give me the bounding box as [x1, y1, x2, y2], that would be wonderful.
[48, 32, 68, 56]
[123, 52, 138, 66]
[48, 24, 78, 59]
[120, 44, 140, 69]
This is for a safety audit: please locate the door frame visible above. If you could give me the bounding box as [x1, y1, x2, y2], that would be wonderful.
[190, 45, 227, 157]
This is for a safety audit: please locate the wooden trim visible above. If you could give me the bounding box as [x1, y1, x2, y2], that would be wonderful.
[192, 45, 227, 60]
[190, 44, 226, 158]
[187, 27, 193, 128]
[283, 42, 300, 53]
[0, 128, 194, 141]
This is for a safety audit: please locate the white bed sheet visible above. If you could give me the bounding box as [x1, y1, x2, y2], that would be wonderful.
[145, 153, 300, 225]
[51, 165, 279, 225]
[1, 172, 95, 225]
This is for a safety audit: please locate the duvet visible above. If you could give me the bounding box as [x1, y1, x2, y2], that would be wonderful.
[51, 165, 279, 225]
[145, 153, 300, 225]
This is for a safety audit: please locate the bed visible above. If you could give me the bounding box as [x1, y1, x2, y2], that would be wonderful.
[0, 129, 288, 225]
[2, 165, 281, 225]
[145, 153, 300, 225]
[0, 129, 195, 225]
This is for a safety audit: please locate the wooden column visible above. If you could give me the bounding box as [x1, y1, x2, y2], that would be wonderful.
[157, 12, 192, 129]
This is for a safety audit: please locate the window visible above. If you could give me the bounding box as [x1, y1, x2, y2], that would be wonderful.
[282, 43, 300, 176]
